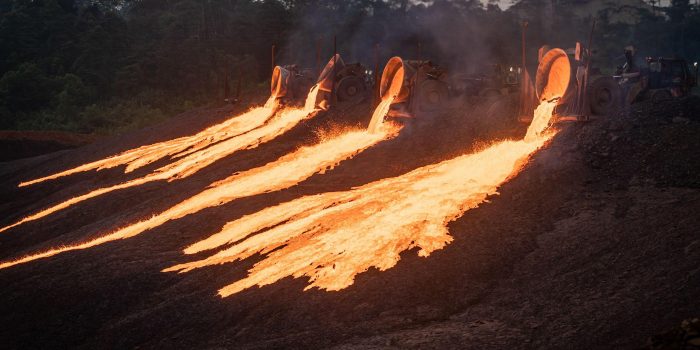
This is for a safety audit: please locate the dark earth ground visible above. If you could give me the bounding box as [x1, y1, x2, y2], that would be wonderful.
[0, 94, 699, 349]
[0, 130, 96, 162]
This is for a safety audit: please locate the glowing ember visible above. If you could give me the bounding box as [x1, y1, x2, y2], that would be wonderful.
[19, 95, 278, 187]
[0, 95, 400, 269]
[0, 89, 319, 235]
[164, 101, 559, 297]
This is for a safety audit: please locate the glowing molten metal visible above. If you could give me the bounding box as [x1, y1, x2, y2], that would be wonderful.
[19, 96, 278, 187]
[0, 89, 321, 235]
[165, 100, 559, 297]
[0, 91, 400, 269]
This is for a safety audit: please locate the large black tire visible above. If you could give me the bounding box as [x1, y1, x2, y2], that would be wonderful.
[588, 76, 622, 116]
[336, 76, 366, 103]
[413, 79, 450, 113]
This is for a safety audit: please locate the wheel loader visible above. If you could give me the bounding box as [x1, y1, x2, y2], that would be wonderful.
[532, 44, 699, 122]
[616, 56, 698, 104]
[376, 57, 455, 118]
[368, 56, 472, 132]
[371, 56, 528, 130]
[270, 54, 371, 111]
[448, 64, 523, 100]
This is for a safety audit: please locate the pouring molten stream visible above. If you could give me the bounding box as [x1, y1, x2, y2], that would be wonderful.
[2, 56, 565, 299]
[20, 62, 313, 189]
[0, 88, 321, 235]
[19, 96, 279, 188]
[163, 100, 558, 297]
[0, 93, 401, 269]
[1, 55, 350, 234]
[368, 56, 406, 133]
[161, 56, 565, 297]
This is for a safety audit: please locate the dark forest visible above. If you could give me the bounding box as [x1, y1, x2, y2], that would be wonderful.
[1, 0, 698, 132]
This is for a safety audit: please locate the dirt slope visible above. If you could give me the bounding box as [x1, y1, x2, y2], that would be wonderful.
[0, 96, 698, 349]
[0, 131, 97, 162]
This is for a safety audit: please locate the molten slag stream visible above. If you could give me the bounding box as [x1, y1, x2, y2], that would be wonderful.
[0, 89, 320, 235]
[19, 97, 278, 187]
[0, 91, 403, 269]
[164, 101, 559, 297]
[367, 97, 394, 133]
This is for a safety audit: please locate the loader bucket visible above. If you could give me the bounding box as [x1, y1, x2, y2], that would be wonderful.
[317, 54, 346, 93]
[271, 65, 291, 99]
[367, 56, 408, 133]
[379, 57, 413, 103]
[535, 48, 571, 102]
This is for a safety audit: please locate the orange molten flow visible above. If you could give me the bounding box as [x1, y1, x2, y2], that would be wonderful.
[19, 95, 279, 187]
[0, 94, 400, 269]
[165, 101, 559, 297]
[0, 88, 320, 235]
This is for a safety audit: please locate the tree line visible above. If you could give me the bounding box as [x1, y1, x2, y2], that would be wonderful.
[1, 0, 698, 133]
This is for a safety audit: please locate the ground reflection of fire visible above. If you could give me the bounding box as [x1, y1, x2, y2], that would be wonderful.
[164, 101, 559, 297]
[0, 88, 320, 235]
[0, 91, 400, 269]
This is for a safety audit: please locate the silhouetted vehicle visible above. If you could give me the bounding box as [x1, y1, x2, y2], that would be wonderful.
[270, 54, 370, 110]
[616, 57, 699, 103]
[536, 44, 699, 120]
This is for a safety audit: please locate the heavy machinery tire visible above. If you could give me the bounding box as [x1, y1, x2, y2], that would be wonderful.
[414, 79, 450, 113]
[336, 76, 366, 103]
[588, 76, 621, 116]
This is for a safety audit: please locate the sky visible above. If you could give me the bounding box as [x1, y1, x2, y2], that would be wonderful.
[481, 0, 674, 10]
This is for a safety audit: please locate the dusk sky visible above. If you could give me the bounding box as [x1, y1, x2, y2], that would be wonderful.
[481, 0, 673, 10]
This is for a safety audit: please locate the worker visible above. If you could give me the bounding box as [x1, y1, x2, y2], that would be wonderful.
[618, 46, 646, 110]
[621, 46, 640, 75]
